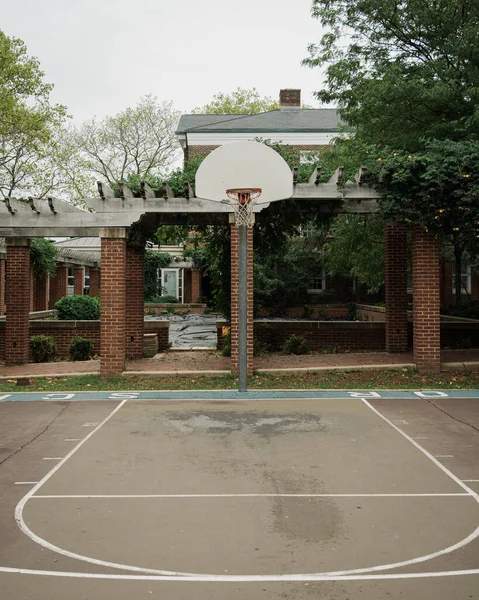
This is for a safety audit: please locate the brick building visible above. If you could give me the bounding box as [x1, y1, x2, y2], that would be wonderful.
[176, 89, 342, 164]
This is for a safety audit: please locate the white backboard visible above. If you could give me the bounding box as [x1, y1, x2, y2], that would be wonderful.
[195, 141, 293, 204]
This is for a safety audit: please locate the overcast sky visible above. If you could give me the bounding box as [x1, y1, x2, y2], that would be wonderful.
[2, 0, 326, 123]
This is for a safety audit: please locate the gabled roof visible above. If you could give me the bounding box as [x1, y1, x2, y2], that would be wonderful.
[54, 237, 100, 249]
[176, 108, 343, 134]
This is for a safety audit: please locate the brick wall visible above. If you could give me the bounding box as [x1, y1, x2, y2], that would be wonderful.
[183, 269, 192, 303]
[412, 226, 441, 372]
[100, 235, 126, 375]
[144, 303, 206, 315]
[0, 258, 5, 316]
[74, 267, 85, 296]
[440, 261, 454, 308]
[191, 269, 202, 303]
[125, 246, 145, 359]
[0, 320, 170, 360]
[217, 320, 385, 352]
[89, 267, 100, 297]
[385, 225, 408, 352]
[49, 265, 68, 308]
[33, 274, 49, 312]
[257, 305, 349, 319]
[5, 241, 31, 365]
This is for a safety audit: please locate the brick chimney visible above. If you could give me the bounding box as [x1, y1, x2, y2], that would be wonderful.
[279, 89, 301, 110]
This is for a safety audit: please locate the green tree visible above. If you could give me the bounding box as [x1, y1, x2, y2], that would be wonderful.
[254, 234, 324, 314]
[192, 87, 278, 114]
[30, 238, 58, 278]
[0, 31, 68, 198]
[320, 214, 385, 293]
[303, 0, 479, 150]
[69, 95, 180, 189]
[367, 139, 479, 306]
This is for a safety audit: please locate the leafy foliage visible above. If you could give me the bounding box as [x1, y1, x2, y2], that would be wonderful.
[144, 251, 172, 300]
[69, 336, 94, 361]
[303, 0, 479, 150]
[254, 235, 324, 314]
[69, 95, 180, 188]
[192, 88, 278, 114]
[30, 335, 56, 363]
[55, 295, 100, 320]
[321, 214, 386, 293]
[282, 335, 310, 355]
[30, 238, 58, 278]
[147, 295, 179, 304]
[0, 31, 68, 198]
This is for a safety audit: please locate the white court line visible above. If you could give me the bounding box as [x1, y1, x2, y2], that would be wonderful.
[31, 493, 470, 499]
[0, 565, 479, 582]
[463, 480, 479, 483]
[12, 398, 479, 582]
[14, 400, 187, 578]
[413, 436, 430, 440]
[435, 455, 454, 458]
[64, 438, 82, 442]
[42, 457, 63, 461]
[14, 482, 38, 485]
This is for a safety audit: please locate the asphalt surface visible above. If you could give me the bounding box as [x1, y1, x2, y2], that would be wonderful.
[0, 395, 478, 599]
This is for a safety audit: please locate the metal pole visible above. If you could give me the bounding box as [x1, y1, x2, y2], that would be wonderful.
[238, 224, 248, 392]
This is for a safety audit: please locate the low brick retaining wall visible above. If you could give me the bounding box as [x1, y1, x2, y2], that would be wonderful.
[0, 319, 170, 361]
[217, 320, 385, 351]
[258, 305, 350, 319]
[144, 303, 206, 316]
[217, 318, 479, 352]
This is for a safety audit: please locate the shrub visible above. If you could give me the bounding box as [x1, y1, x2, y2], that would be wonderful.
[56, 295, 100, 320]
[69, 336, 94, 361]
[30, 335, 56, 363]
[221, 329, 231, 356]
[148, 295, 179, 304]
[282, 334, 309, 355]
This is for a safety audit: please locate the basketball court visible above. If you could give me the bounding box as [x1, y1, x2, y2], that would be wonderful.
[0, 392, 478, 599]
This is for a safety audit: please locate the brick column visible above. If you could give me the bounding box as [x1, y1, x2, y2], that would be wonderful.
[33, 274, 49, 312]
[125, 246, 145, 359]
[74, 267, 85, 296]
[0, 258, 5, 316]
[5, 238, 31, 365]
[191, 268, 202, 303]
[89, 267, 100, 297]
[412, 226, 441, 372]
[100, 229, 127, 376]
[385, 225, 408, 352]
[49, 265, 69, 308]
[230, 224, 254, 375]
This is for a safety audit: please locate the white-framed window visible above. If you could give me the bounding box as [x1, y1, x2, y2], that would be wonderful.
[67, 267, 74, 296]
[84, 268, 90, 295]
[160, 268, 184, 303]
[452, 265, 471, 294]
[307, 269, 327, 294]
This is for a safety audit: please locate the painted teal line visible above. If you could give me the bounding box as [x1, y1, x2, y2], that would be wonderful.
[0, 390, 478, 402]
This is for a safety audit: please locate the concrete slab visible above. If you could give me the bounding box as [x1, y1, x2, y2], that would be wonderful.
[0, 397, 478, 599]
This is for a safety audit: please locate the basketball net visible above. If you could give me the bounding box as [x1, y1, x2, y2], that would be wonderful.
[225, 188, 262, 228]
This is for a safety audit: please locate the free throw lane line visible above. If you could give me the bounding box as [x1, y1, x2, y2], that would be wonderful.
[31, 493, 470, 499]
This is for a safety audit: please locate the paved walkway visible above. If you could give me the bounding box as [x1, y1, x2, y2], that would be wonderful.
[0, 349, 478, 379]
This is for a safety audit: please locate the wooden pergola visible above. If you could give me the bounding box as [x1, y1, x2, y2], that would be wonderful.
[0, 169, 441, 374]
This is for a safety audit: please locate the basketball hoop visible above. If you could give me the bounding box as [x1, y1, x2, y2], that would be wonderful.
[225, 188, 262, 228]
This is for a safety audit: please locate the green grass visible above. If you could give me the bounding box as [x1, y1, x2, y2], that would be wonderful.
[0, 369, 478, 392]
